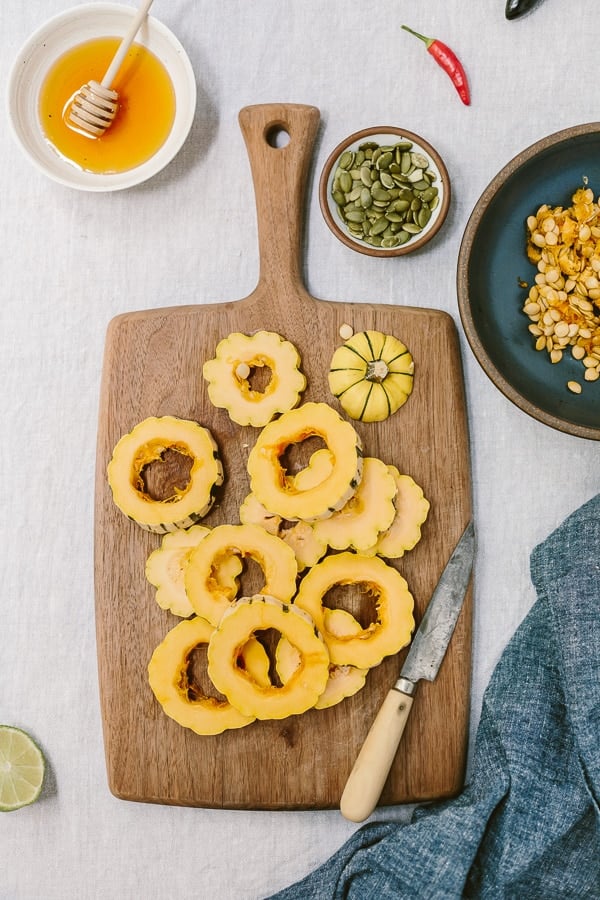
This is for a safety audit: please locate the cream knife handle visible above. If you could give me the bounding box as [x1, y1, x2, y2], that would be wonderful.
[340, 688, 414, 823]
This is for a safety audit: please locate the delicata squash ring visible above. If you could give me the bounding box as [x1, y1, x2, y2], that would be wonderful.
[293, 551, 415, 668]
[107, 416, 224, 533]
[148, 616, 271, 735]
[247, 402, 363, 522]
[207, 595, 330, 719]
[202, 330, 306, 427]
[185, 523, 298, 626]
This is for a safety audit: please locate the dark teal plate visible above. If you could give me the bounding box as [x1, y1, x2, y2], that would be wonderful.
[457, 122, 600, 440]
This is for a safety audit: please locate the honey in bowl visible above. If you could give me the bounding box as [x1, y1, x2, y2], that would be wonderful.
[39, 37, 176, 174]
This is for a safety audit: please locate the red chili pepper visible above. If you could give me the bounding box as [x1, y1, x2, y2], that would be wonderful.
[401, 25, 470, 106]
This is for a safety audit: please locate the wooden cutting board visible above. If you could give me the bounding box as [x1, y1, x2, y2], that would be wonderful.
[94, 103, 472, 810]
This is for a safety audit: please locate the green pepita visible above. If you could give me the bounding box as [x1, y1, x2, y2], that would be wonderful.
[339, 171, 352, 193]
[418, 207, 432, 228]
[345, 209, 366, 223]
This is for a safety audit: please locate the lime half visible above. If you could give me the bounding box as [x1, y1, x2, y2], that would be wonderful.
[0, 725, 45, 812]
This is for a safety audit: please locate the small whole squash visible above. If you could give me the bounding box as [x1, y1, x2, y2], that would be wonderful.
[328, 330, 414, 422]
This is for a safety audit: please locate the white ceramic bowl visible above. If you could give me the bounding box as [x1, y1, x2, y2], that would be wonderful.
[7, 3, 197, 191]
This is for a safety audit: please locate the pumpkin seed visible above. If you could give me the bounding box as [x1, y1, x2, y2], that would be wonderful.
[419, 186, 438, 202]
[339, 171, 353, 193]
[330, 138, 442, 250]
[371, 217, 389, 236]
[376, 151, 393, 170]
[411, 152, 429, 169]
[372, 187, 392, 202]
[361, 188, 373, 209]
[345, 210, 366, 223]
[360, 166, 372, 187]
[418, 207, 432, 228]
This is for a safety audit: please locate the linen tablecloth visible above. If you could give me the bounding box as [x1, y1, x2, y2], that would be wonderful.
[272, 493, 600, 898]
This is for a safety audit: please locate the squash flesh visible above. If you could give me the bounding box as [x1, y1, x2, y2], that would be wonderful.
[147, 616, 271, 735]
[293, 552, 415, 668]
[247, 401, 363, 522]
[239, 493, 327, 571]
[363, 469, 430, 559]
[313, 457, 397, 551]
[107, 416, 223, 533]
[145, 525, 243, 617]
[202, 331, 306, 427]
[276, 610, 368, 710]
[207, 595, 330, 719]
[184, 523, 298, 626]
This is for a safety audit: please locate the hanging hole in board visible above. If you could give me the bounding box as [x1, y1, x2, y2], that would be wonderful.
[266, 125, 290, 148]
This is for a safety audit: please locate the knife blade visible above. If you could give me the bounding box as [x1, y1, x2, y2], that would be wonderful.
[340, 520, 475, 823]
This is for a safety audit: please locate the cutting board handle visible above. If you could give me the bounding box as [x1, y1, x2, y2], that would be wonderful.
[238, 103, 320, 300]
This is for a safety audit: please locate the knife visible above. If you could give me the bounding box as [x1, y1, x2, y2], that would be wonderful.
[340, 519, 475, 823]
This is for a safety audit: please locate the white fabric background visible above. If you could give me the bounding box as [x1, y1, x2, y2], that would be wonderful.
[0, 1, 598, 898]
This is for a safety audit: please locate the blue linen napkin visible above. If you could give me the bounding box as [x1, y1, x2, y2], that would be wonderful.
[270, 493, 600, 899]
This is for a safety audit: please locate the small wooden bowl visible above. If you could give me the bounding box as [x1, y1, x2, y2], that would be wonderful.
[319, 125, 451, 257]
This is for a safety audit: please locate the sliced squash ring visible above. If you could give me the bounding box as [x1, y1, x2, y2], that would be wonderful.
[293, 551, 414, 668]
[247, 401, 363, 522]
[145, 526, 243, 618]
[203, 331, 306, 427]
[313, 456, 397, 552]
[239, 493, 327, 572]
[275, 608, 368, 710]
[207, 595, 330, 720]
[185, 523, 298, 626]
[363, 468, 430, 559]
[107, 416, 224, 533]
[148, 617, 270, 735]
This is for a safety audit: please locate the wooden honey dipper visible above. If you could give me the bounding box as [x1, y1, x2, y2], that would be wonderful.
[68, 0, 154, 137]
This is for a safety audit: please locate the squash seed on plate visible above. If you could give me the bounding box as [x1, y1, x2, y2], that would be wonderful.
[521, 185, 600, 392]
